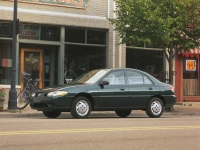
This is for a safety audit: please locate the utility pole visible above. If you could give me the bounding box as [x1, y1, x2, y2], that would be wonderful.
[8, 0, 18, 109]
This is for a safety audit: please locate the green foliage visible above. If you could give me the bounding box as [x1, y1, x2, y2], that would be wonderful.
[108, 0, 200, 52]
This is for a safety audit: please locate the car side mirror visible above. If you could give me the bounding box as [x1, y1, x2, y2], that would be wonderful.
[98, 80, 109, 86]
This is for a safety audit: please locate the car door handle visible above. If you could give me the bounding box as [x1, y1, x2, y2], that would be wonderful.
[120, 88, 125, 91]
[149, 87, 153, 90]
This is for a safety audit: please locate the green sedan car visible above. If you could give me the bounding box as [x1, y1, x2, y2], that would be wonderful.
[30, 68, 176, 118]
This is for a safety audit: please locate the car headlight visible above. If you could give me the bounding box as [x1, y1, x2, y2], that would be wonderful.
[31, 92, 36, 97]
[47, 91, 68, 97]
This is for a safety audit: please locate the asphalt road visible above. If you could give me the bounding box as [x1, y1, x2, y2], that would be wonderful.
[0, 111, 200, 150]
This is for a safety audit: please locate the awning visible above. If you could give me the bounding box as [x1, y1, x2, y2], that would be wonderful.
[178, 48, 200, 58]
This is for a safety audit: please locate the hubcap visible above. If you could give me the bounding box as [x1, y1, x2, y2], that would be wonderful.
[76, 100, 89, 116]
[151, 100, 162, 115]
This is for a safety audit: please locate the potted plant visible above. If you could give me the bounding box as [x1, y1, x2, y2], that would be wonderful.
[0, 87, 6, 112]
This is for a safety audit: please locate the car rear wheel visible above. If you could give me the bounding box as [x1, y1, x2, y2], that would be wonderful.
[146, 97, 163, 118]
[115, 110, 131, 117]
[43, 111, 61, 118]
[70, 96, 91, 118]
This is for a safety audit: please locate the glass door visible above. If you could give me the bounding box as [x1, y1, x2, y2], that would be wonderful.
[20, 48, 43, 89]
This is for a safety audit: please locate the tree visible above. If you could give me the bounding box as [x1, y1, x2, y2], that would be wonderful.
[108, 0, 200, 84]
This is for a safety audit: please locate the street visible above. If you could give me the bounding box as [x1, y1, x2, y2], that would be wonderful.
[0, 110, 200, 150]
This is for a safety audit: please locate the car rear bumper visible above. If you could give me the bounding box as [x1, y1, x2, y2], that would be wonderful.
[163, 95, 176, 107]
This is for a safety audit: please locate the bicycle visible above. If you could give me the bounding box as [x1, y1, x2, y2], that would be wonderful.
[17, 71, 40, 109]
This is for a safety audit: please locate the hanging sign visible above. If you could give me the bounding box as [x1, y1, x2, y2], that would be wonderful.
[17, 0, 90, 8]
[186, 60, 196, 71]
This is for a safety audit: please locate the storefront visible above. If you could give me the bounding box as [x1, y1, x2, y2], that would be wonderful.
[0, 22, 107, 87]
[175, 49, 200, 102]
[0, 0, 128, 103]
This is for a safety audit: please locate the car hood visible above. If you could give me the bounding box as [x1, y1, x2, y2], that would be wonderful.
[36, 83, 90, 93]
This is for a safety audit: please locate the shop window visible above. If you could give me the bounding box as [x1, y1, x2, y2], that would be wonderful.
[0, 22, 12, 38]
[64, 45, 106, 83]
[65, 28, 85, 43]
[0, 40, 12, 85]
[126, 49, 163, 81]
[126, 42, 157, 48]
[41, 26, 60, 41]
[19, 24, 40, 40]
[183, 57, 199, 96]
[87, 30, 106, 45]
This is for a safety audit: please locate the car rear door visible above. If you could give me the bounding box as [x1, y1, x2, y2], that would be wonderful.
[125, 70, 158, 108]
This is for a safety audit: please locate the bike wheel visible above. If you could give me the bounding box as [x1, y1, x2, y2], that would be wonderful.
[17, 90, 30, 109]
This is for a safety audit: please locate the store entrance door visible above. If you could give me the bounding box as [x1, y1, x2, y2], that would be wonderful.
[20, 48, 43, 89]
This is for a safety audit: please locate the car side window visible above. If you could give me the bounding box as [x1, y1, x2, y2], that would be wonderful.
[126, 71, 143, 84]
[143, 75, 153, 84]
[103, 71, 125, 85]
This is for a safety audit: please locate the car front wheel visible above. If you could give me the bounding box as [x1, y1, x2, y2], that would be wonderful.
[70, 96, 91, 118]
[115, 110, 131, 117]
[146, 97, 163, 118]
[43, 111, 61, 118]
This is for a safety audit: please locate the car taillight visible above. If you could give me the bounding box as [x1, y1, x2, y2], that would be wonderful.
[170, 86, 175, 92]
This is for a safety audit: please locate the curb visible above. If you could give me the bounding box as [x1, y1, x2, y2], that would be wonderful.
[0, 104, 200, 118]
[0, 110, 200, 119]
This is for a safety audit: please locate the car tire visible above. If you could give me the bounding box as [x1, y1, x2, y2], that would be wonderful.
[146, 97, 163, 118]
[70, 96, 91, 118]
[115, 110, 131, 117]
[43, 111, 61, 118]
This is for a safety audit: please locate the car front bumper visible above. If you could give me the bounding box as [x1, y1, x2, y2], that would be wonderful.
[30, 96, 71, 112]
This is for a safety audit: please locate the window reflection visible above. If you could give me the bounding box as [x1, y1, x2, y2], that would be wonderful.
[0, 22, 12, 38]
[41, 26, 60, 41]
[65, 28, 85, 43]
[0, 40, 12, 85]
[64, 45, 106, 84]
[126, 71, 143, 84]
[126, 49, 163, 81]
[87, 30, 106, 45]
[103, 71, 125, 85]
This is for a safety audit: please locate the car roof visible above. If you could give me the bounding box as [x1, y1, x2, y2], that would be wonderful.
[110, 68, 143, 72]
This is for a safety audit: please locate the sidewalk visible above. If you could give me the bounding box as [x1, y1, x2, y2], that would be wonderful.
[0, 103, 200, 118]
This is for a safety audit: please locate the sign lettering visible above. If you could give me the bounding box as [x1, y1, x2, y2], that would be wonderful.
[19, 24, 39, 40]
[18, 0, 89, 8]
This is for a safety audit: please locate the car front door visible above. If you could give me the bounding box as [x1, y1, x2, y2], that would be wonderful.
[96, 70, 129, 108]
[126, 70, 158, 108]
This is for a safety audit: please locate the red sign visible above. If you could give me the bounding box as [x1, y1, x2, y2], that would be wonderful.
[2, 58, 12, 67]
[186, 60, 196, 71]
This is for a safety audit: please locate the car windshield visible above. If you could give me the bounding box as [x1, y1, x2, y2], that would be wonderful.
[71, 69, 109, 84]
